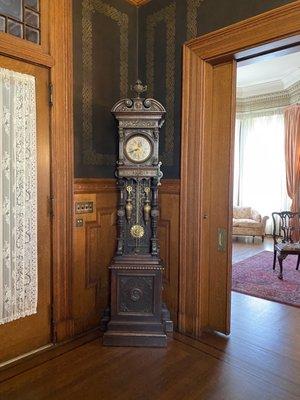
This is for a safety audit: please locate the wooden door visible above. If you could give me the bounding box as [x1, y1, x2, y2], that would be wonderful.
[205, 60, 236, 334]
[0, 55, 52, 363]
[180, 50, 236, 337]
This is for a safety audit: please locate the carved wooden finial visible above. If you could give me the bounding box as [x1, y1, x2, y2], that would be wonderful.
[131, 79, 147, 98]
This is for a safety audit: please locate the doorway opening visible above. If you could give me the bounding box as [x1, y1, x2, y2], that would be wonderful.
[180, 2, 300, 338]
[232, 48, 300, 309]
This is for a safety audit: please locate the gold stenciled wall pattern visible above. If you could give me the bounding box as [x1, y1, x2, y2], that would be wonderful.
[186, 0, 204, 39]
[74, 0, 296, 178]
[146, 2, 176, 166]
[138, 0, 295, 178]
[73, 0, 137, 177]
[139, 0, 202, 177]
[82, 0, 129, 166]
[143, 0, 203, 173]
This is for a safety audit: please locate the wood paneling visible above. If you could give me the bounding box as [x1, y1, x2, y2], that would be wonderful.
[73, 187, 117, 335]
[50, 0, 74, 342]
[179, 46, 205, 336]
[73, 178, 180, 332]
[180, 0, 300, 338]
[207, 61, 236, 334]
[159, 182, 180, 325]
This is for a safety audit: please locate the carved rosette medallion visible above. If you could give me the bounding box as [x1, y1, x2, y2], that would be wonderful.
[119, 276, 154, 314]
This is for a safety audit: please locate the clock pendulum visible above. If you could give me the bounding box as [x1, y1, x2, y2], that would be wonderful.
[102, 80, 173, 347]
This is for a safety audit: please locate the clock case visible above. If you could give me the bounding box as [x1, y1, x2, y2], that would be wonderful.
[102, 83, 173, 347]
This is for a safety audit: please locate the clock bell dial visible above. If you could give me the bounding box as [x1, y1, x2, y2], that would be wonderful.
[125, 135, 152, 163]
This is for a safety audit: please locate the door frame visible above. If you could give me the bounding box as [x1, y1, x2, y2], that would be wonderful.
[179, 0, 300, 337]
[0, 0, 74, 344]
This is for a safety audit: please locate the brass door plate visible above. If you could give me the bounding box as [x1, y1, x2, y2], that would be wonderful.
[217, 228, 227, 252]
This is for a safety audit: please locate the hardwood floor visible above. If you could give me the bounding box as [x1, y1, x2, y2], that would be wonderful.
[232, 236, 273, 263]
[0, 291, 299, 400]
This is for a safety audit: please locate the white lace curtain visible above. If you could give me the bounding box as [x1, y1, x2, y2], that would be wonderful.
[234, 111, 291, 234]
[0, 67, 37, 325]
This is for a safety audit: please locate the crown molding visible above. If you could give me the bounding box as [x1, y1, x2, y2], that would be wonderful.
[237, 68, 300, 98]
[125, 0, 151, 6]
[236, 80, 300, 114]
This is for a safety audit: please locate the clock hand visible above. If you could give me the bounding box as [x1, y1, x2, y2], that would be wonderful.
[128, 147, 139, 154]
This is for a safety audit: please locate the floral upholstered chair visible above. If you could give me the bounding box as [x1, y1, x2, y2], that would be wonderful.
[233, 206, 269, 242]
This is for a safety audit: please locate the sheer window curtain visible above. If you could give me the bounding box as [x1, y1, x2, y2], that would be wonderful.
[284, 105, 300, 213]
[0, 68, 37, 325]
[234, 111, 291, 234]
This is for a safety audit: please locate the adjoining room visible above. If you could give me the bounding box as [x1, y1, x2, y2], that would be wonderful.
[232, 50, 300, 308]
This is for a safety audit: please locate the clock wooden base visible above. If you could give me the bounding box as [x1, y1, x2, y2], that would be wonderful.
[103, 255, 173, 348]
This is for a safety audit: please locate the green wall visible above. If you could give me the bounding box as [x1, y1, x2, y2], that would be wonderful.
[74, 0, 296, 179]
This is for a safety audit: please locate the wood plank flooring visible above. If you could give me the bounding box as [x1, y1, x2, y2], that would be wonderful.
[0, 238, 298, 399]
[1, 291, 299, 400]
[232, 236, 273, 263]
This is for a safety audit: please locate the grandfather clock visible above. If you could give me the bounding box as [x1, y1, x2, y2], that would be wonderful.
[102, 81, 173, 347]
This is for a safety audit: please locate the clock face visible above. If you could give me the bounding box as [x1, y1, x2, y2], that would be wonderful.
[125, 135, 152, 163]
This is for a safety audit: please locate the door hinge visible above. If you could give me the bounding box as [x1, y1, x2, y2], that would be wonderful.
[49, 195, 55, 219]
[49, 83, 54, 106]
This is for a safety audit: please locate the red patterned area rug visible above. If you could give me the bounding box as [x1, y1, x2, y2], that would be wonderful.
[232, 251, 300, 308]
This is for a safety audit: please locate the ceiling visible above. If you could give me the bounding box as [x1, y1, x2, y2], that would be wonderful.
[237, 51, 300, 97]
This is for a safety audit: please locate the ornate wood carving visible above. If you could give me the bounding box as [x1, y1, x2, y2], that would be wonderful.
[118, 275, 154, 314]
[102, 83, 174, 347]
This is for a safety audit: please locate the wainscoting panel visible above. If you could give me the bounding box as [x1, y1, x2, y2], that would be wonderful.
[73, 178, 180, 334]
[159, 180, 180, 325]
[73, 184, 117, 335]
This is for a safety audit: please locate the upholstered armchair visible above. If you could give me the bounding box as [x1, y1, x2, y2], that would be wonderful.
[233, 206, 269, 242]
